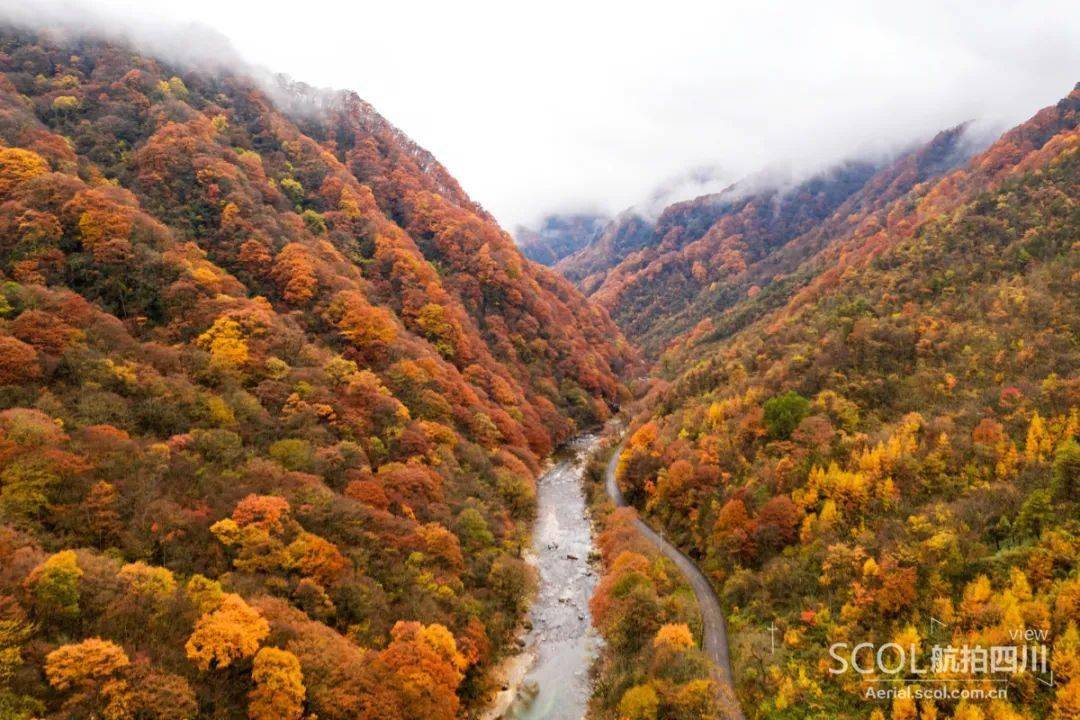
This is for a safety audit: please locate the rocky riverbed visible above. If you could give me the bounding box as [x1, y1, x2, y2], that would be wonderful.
[485, 435, 602, 720]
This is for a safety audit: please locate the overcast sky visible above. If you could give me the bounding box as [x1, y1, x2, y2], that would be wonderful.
[7, 0, 1080, 229]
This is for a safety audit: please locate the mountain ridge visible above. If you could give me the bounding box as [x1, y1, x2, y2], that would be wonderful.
[558, 123, 989, 356]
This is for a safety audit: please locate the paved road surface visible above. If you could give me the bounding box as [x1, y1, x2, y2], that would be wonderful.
[605, 441, 745, 720]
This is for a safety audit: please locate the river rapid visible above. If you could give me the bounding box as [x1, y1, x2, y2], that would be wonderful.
[492, 434, 601, 720]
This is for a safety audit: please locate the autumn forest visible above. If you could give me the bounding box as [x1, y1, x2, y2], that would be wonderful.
[0, 17, 1076, 720]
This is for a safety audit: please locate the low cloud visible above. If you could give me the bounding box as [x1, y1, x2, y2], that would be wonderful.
[2, 0, 1078, 230]
[0, 0, 244, 72]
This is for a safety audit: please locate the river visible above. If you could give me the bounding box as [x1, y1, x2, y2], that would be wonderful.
[488, 434, 601, 720]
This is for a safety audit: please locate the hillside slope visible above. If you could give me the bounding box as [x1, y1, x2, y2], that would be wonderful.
[612, 84, 1080, 719]
[0, 26, 633, 720]
[555, 208, 656, 286]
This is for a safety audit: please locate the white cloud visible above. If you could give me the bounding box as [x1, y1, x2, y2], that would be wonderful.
[6, 0, 1080, 228]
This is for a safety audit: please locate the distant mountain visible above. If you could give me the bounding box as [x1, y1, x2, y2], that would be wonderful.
[561, 126, 983, 356]
[552, 167, 732, 288]
[513, 212, 609, 266]
[554, 208, 656, 288]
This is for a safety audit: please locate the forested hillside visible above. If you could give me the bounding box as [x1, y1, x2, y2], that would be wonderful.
[555, 209, 656, 287]
[561, 126, 983, 357]
[0, 26, 634, 720]
[612, 84, 1080, 719]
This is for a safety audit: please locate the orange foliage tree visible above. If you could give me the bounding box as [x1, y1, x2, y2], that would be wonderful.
[185, 594, 270, 671]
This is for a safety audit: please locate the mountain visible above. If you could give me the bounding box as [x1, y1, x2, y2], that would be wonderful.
[555, 208, 657, 289]
[553, 165, 735, 291]
[562, 126, 983, 356]
[0, 25, 635, 720]
[610, 84, 1080, 718]
[513, 211, 609, 266]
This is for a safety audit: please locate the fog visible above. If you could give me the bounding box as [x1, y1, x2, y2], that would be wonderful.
[4, 0, 1079, 230]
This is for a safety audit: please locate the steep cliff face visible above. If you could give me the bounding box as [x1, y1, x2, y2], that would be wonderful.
[0, 26, 634, 720]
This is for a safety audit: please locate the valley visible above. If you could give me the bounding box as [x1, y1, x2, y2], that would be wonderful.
[0, 12, 1076, 720]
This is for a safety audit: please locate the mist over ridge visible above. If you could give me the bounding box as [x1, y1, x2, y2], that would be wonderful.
[5, 0, 1080, 230]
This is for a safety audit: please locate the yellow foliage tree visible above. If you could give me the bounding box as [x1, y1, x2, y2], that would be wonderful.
[629, 421, 659, 452]
[1026, 411, 1053, 462]
[618, 683, 660, 720]
[416, 622, 469, 673]
[197, 317, 250, 372]
[653, 623, 695, 650]
[45, 637, 129, 690]
[185, 594, 269, 670]
[960, 575, 994, 623]
[806, 463, 870, 511]
[185, 574, 225, 614]
[953, 701, 985, 720]
[118, 561, 176, 603]
[0, 619, 30, 685]
[45, 638, 131, 720]
[248, 647, 305, 720]
[75, 197, 133, 256]
[1057, 578, 1080, 626]
[672, 678, 720, 720]
[1054, 676, 1080, 720]
[891, 695, 916, 720]
[0, 146, 49, 199]
[25, 549, 82, 621]
[1054, 622, 1080, 681]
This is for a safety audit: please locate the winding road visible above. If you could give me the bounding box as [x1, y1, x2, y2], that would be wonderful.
[605, 441, 745, 720]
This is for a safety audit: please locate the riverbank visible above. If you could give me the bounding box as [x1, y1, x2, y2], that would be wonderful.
[478, 642, 535, 720]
